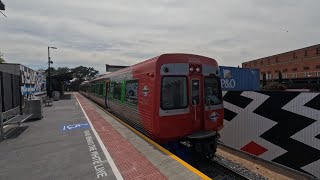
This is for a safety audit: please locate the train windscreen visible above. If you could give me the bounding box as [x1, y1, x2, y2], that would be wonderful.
[161, 76, 188, 110]
[204, 77, 222, 105]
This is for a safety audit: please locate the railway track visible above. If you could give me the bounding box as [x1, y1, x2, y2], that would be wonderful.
[190, 155, 262, 180]
[212, 159, 251, 180]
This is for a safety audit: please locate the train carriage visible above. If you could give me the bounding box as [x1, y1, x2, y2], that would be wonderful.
[80, 53, 224, 157]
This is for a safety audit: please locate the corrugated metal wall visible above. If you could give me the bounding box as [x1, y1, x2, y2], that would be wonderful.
[12, 75, 20, 108]
[220, 91, 320, 178]
[0, 75, 2, 112]
[0, 71, 21, 112]
[2, 72, 13, 112]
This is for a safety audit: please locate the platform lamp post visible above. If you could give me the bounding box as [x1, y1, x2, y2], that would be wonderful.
[47, 46, 57, 97]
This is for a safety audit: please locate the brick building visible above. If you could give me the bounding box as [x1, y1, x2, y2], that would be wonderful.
[242, 44, 320, 80]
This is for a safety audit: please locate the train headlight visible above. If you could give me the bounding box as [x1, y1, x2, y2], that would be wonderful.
[163, 67, 169, 73]
[189, 66, 194, 72]
[196, 67, 201, 72]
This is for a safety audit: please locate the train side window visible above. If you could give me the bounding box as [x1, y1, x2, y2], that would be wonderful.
[161, 76, 188, 110]
[91, 85, 95, 93]
[204, 76, 222, 105]
[110, 82, 114, 94]
[95, 84, 99, 94]
[113, 82, 122, 100]
[125, 80, 139, 104]
[96, 84, 99, 94]
[98, 84, 103, 95]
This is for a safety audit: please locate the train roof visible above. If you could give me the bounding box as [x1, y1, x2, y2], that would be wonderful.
[83, 53, 218, 84]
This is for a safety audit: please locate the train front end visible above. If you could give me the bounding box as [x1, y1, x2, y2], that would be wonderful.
[156, 54, 224, 158]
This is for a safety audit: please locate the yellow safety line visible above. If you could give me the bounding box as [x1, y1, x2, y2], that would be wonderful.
[78, 93, 212, 180]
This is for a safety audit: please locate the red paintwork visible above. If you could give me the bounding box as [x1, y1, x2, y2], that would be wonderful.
[131, 54, 224, 142]
[84, 53, 224, 143]
[241, 141, 268, 156]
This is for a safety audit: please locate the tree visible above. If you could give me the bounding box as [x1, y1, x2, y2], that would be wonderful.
[69, 66, 99, 91]
[42, 67, 70, 76]
[0, 51, 5, 63]
[71, 66, 99, 82]
[264, 82, 287, 91]
[40, 65, 99, 92]
[44, 67, 57, 76]
[56, 67, 70, 75]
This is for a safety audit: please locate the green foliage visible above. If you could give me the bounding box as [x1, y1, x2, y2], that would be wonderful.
[0, 51, 6, 63]
[44, 67, 56, 76]
[68, 66, 98, 91]
[71, 66, 98, 82]
[42, 65, 99, 91]
[264, 82, 287, 91]
[56, 67, 70, 75]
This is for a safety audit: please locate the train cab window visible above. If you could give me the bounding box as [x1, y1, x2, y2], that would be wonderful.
[125, 80, 139, 104]
[161, 76, 188, 110]
[113, 82, 122, 100]
[204, 77, 222, 105]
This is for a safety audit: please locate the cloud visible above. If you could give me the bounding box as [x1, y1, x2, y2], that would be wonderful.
[0, 0, 320, 73]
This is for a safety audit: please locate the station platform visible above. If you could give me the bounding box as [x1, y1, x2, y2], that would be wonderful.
[0, 93, 205, 180]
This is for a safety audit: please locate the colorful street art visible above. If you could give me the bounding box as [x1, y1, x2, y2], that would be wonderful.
[20, 65, 46, 99]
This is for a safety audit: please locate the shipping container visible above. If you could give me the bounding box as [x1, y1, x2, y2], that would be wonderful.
[219, 66, 260, 91]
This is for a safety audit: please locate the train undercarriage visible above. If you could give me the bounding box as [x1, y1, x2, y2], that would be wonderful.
[164, 131, 220, 162]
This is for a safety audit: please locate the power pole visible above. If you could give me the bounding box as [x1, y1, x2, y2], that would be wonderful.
[47, 46, 57, 97]
[48, 47, 52, 97]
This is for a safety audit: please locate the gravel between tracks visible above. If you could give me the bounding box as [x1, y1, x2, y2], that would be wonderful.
[217, 145, 312, 180]
[213, 155, 268, 180]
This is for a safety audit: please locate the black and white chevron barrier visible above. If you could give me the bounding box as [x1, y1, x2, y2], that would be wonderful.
[220, 91, 320, 178]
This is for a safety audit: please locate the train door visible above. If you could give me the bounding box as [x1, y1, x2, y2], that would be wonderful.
[190, 76, 204, 131]
[203, 75, 223, 130]
[105, 81, 110, 108]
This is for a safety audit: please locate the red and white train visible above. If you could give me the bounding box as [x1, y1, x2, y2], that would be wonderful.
[80, 53, 224, 157]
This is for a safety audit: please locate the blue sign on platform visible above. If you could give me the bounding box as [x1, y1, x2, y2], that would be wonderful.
[63, 123, 90, 131]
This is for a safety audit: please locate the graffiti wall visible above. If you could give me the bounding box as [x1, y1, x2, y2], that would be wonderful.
[20, 65, 46, 98]
[220, 91, 320, 178]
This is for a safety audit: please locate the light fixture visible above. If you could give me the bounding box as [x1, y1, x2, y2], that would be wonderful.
[196, 67, 201, 72]
[189, 66, 194, 72]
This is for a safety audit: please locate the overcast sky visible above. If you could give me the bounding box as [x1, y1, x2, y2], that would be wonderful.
[0, 0, 319, 74]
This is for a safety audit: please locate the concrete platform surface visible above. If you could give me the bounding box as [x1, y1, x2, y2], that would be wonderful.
[0, 93, 203, 180]
[0, 93, 117, 180]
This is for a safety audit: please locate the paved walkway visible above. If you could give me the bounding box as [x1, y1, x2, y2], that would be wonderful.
[0, 93, 204, 180]
[0, 94, 117, 180]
